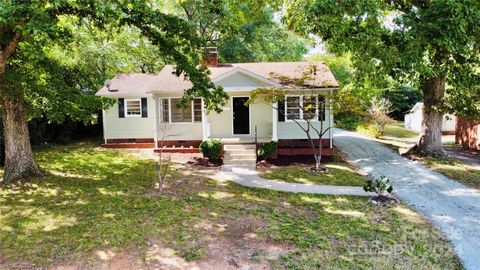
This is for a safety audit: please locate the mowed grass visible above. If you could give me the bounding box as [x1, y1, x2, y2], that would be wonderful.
[383, 121, 419, 139]
[259, 151, 367, 186]
[425, 157, 480, 189]
[0, 142, 462, 269]
[382, 122, 480, 189]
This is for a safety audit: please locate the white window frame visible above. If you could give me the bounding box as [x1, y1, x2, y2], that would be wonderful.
[159, 97, 202, 124]
[284, 95, 320, 122]
[125, 98, 142, 118]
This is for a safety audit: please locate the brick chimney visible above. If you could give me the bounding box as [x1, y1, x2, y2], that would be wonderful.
[201, 47, 218, 67]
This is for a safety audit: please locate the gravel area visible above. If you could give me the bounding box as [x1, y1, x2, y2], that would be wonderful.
[333, 128, 480, 270]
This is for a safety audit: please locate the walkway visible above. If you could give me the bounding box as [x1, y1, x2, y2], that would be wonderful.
[333, 128, 480, 270]
[215, 166, 373, 196]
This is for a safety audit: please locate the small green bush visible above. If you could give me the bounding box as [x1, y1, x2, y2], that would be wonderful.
[363, 176, 393, 197]
[199, 139, 222, 160]
[257, 141, 277, 160]
[356, 123, 383, 138]
[335, 116, 364, 130]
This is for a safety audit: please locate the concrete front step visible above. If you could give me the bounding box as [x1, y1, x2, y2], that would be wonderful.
[224, 150, 256, 156]
[224, 144, 256, 150]
[223, 143, 257, 168]
[222, 164, 257, 171]
[223, 158, 256, 164]
[224, 153, 257, 160]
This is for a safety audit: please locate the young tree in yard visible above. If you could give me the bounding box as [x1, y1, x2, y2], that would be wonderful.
[249, 89, 331, 171]
[286, 0, 480, 157]
[156, 123, 182, 192]
[0, 1, 228, 183]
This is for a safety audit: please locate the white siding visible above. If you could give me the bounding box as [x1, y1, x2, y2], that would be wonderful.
[103, 96, 154, 139]
[277, 108, 332, 139]
[157, 123, 203, 140]
[405, 102, 456, 132]
[207, 93, 273, 139]
[217, 72, 267, 88]
[102, 94, 333, 141]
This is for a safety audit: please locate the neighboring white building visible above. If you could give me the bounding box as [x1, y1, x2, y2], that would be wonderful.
[96, 50, 339, 158]
[404, 102, 456, 133]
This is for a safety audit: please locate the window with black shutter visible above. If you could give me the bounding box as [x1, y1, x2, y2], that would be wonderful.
[277, 100, 285, 122]
[141, 98, 148, 118]
[118, 98, 125, 118]
[318, 96, 326, 121]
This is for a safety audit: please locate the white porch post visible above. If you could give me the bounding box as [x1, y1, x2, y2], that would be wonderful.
[201, 99, 209, 140]
[153, 95, 159, 148]
[272, 102, 278, 141]
[329, 89, 333, 148]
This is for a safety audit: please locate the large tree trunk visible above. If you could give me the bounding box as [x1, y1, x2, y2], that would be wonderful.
[416, 75, 446, 157]
[2, 98, 42, 183]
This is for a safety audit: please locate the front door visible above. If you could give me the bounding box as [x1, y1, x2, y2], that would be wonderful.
[232, 97, 250, 135]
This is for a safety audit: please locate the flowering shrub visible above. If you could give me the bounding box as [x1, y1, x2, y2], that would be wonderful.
[358, 97, 394, 138]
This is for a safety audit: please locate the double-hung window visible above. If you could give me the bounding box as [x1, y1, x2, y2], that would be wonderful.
[286, 96, 301, 120]
[284, 95, 325, 121]
[193, 99, 202, 122]
[171, 98, 192, 122]
[160, 98, 202, 123]
[161, 99, 169, 122]
[125, 99, 141, 117]
[303, 95, 318, 121]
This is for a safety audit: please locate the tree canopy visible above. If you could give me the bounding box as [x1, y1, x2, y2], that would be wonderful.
[168, 0, 309, 63]
[286, 0, 480, 156]
[0, 0, 229, 182]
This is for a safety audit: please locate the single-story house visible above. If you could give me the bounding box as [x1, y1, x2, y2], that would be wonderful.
[404, 102, 456, 134]
[96, 49, 339, 159]
[456, 117, 480, 150]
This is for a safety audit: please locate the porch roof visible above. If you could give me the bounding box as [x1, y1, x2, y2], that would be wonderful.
[96, 61, 339, 97]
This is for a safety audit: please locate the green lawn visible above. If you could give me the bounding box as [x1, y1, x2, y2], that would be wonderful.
[383, 121, 419, 139]
[259, 151, 367, 186]
[0, 142, 461, 269]
[380, 122, 480, 189]
[424, 157, 480, 189]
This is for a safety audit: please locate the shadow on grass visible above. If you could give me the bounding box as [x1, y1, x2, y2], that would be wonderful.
[0, 141, 462, 269]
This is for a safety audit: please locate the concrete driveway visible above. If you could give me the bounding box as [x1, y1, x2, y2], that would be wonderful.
[334, 128, 480, 270]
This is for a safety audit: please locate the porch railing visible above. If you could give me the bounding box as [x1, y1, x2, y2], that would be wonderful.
[254, 125, 258, 164]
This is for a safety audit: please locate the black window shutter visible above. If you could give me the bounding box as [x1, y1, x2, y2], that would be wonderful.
[318, 95, 326, 121]
[141, 98, 148, 118]
[277, 100, 285, 122]
[118, 98, 125, 118]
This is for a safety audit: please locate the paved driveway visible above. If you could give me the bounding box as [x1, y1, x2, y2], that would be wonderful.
[334, 128, 480, 270]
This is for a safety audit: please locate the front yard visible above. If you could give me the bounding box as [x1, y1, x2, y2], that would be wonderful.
[0, 142, 461, 269]
[259, 150, 367, 186]
[363, 121, 480, 190]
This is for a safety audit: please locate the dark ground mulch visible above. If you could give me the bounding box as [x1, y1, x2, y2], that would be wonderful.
[187, 157, 223, 167]
[368, 195, 400, 207]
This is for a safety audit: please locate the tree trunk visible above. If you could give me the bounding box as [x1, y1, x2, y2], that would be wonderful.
[2, 98, 42, 183]
[416, 75, 446, 157]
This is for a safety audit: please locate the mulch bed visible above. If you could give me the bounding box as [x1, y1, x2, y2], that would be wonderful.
[368, 195, 400, 206]
[187, 157, 223, 167]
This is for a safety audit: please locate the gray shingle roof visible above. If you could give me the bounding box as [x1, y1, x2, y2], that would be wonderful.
[96, 61, 338, 97]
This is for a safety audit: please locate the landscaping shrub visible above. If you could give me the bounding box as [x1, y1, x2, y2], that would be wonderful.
[332, 90, 366, 130]
[199, 139, 222, 160]
[363, 176, 393, 197]
[357, 97, 394, 138]
[257, 141, 277, 160]
[356, 123, 383, 138]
